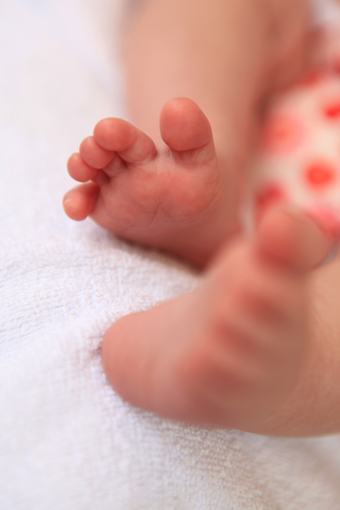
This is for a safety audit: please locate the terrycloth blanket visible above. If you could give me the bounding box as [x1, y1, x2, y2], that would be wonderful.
[1, 1, 340, 508]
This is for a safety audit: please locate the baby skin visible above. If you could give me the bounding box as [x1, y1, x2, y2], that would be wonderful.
[64, 0, 340, 436]
[64, 98, 238, 268]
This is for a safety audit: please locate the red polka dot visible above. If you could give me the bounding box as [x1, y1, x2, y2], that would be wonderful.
[263, 115, 305, 153]
[255, 183, 286, 224]
[323, 101, 340, 120]
[304, 160, 337, 189]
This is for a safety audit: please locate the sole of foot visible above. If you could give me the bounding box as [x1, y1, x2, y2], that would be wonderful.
[101, 208, 334, 433]
[64, 98, 240, 267]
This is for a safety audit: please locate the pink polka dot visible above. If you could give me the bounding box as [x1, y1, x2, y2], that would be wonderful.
[304, 160, 337, 190]
[262, 115, 305, 154]
[323, 101, 340, 120]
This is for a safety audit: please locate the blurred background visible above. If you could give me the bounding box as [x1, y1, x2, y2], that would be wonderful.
[0, 0, 124, 240]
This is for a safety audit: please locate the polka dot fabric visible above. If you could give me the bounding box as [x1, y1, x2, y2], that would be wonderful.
[246, 28, 340, 240]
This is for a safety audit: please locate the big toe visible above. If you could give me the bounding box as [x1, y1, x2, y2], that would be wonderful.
[256, 207, 337, 272]
[160, 98, 216, 165]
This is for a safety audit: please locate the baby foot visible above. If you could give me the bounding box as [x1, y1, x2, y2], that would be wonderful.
[101, 208, 334, 433]
[64, 98, 240, 267]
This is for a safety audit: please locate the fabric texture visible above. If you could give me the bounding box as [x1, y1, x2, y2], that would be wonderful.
[1, 1, 340, 509]
[246, 30, 340, 235]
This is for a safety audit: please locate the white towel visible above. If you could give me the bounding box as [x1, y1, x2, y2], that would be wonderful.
[1, 1, 340, 509]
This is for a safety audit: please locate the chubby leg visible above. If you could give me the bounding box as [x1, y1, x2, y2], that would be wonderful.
[102, 208, 340, 436]
[122, 0, 311, 146]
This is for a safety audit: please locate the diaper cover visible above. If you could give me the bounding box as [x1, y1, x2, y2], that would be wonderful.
[245, 26, 340, 241]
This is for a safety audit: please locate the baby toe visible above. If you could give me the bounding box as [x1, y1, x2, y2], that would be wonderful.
[94, 118, 157, 164]
[63, 183, 99, 221]
[67, 153, 99, 182]
[79, 136, 114, 169]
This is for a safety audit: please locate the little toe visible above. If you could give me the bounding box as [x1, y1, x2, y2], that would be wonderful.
[79, 136, 115, 169]
[160, 98, 216, 166]
[94, 118, 157, 164]
[256, 207, 336, 272]
[63, 183, 99, 221]
[67, 153, 99, 182]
